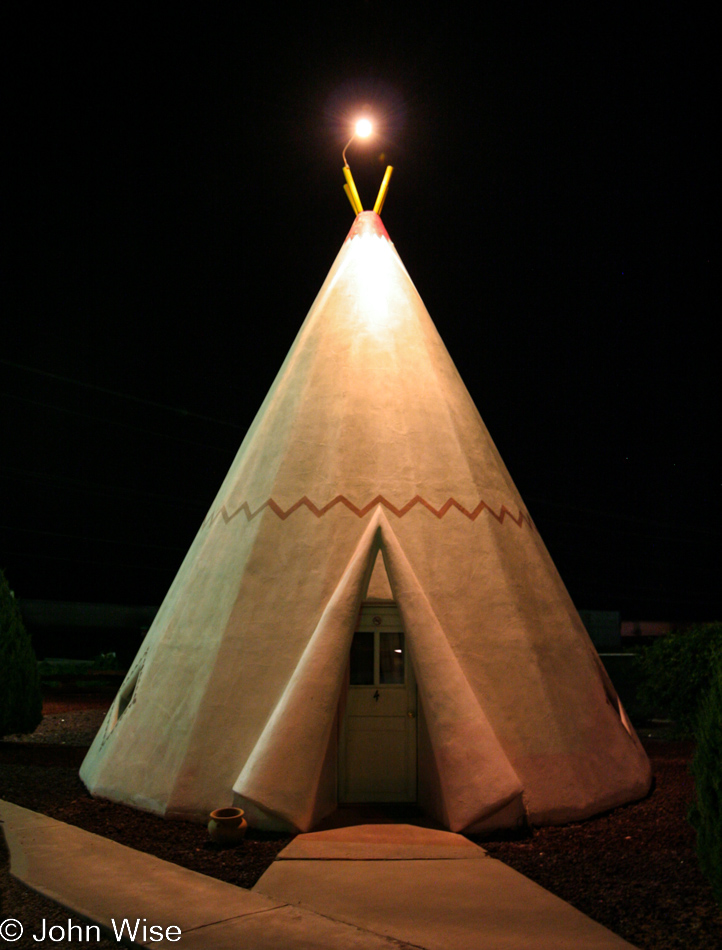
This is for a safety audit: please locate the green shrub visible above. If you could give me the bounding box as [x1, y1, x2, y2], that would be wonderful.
[688, 649, 722, 904]
[636, 623, 722, 733]
[38, 658, 92, 677]
[0, 569, 43, 737]
[91, 651, 120, 670]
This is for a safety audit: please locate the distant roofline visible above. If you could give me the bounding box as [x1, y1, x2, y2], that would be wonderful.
[19, 600, 158, 628]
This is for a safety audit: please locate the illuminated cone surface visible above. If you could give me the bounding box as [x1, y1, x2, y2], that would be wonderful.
[81, 213, 651, 832]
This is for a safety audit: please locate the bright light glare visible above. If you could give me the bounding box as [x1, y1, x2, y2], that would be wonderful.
[347, 237, 400, 335]
[355, 118, 372, 138]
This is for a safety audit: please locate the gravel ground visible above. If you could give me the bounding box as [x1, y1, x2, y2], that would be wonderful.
[3, 704, 108, 746]
[2, 694, 721, 950]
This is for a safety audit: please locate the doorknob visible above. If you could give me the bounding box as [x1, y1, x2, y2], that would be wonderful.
[407, 712, 416, 718]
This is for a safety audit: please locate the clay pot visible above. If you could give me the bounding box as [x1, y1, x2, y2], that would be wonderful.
[208, 807, 247, 846]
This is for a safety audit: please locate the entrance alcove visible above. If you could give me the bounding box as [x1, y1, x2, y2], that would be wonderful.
[329, 596, 450, 831]
[339, 602, 417, 804]
[330, 545, 449, 828]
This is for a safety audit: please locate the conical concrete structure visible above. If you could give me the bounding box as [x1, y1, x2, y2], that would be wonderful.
[81, 212, 651, 833]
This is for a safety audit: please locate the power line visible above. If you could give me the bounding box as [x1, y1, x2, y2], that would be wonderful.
[540, 518, 710, 545]
[1, 548, 177, 574]
[527, 494, 720, 539]
[0, 523, 187, 552]
[0, 358, 247, 430]
[0, 464, 206, 510]
[2, 390, 234, 454]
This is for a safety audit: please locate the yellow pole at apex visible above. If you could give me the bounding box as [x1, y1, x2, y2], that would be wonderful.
[373, 166, 394, 215]
[343, 183, 358, 214]
[343, 166, 364, 215]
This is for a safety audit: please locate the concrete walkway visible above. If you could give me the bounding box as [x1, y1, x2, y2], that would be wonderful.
[1, 799, 638, 949]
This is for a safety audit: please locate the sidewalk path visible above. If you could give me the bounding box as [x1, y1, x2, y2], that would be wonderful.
[255, 824, 639, 950]
[0, 800, 412, 948]
[2, 800, 638, 949]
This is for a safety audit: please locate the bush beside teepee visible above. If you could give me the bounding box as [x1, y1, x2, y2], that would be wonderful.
[0, 568, 43, 737]
[688, 648, 722, 905]
[636, 623, 722, 734]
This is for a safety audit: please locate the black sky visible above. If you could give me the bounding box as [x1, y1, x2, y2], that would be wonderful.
[2, 6, 718, 620]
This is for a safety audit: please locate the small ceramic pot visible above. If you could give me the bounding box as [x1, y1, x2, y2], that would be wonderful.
[208, 807, 247, 846]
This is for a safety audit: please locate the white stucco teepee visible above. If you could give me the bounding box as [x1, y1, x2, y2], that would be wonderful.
[81, 211, 651, 833]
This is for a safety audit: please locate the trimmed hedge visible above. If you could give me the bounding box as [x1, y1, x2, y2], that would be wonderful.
[0, 568, 42, 737]
[635, 623, 722, 733]
[689, 649, 722, 904]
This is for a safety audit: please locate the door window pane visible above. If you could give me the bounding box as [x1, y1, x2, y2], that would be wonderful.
[379, 631, 404, 684]
[350, 631, 374, 684]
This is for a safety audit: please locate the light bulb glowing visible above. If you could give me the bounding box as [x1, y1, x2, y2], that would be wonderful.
[342, 116, 375, 169]
[355, 118, 372, 138]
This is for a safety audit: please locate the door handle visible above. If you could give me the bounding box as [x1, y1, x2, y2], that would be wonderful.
[407, 712, 416, 718]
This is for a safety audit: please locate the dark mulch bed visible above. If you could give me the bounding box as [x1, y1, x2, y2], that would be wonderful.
[0, 694, 292, 892]
[480, 740, 722, 950]
[2, 693, 721, 950]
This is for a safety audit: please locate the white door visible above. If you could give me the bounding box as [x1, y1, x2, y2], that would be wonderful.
[339, 604, 417, 803]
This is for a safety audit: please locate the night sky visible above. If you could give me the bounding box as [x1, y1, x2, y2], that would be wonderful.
[3, 7, 717, 621]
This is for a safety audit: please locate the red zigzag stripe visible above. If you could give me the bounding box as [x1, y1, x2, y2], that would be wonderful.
[203, 495, 533, 529]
